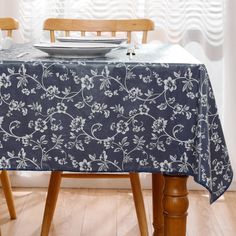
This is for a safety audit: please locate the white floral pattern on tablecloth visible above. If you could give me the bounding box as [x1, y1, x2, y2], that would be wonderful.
[0, 45, 233, 203]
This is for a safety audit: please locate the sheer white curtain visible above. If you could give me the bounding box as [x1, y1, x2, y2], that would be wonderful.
[3, 0, 225, 46]
[0, 0, 235, 188]
[224, 0, 236, 179]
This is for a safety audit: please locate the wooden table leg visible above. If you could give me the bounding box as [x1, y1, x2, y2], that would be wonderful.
[152, 173, 164, 236]
[163, 175, 189, 236]
[41, 171, 62, 236]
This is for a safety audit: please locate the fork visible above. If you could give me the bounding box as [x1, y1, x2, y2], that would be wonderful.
[16, 52, 30, 58]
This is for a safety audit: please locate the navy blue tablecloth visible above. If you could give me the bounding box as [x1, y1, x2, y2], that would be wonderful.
[0, 43, 233, 203]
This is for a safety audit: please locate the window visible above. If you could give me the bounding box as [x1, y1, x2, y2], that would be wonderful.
[18, 0, 224, 47]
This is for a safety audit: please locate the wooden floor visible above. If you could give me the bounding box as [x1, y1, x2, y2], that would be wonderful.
[0, 188, 235, 236]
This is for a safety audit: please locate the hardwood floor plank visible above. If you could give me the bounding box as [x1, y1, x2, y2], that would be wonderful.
[144, 189, 154, 235]
[117, 189, 140, 236]
[0, 188, 235, 236]
[143, 190, 153, 235]
[50, 189, 88, 236]
[211, 192, 236, 236]
[81, 189, 117, 236]
[1, 188, 46, 236]
[187, 191, 224, 236]
[0, 189, 29, 235]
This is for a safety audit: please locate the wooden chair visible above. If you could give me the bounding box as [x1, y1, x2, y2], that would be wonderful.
[43, 18, 154, 43]
[41, 18, 155, 236]
[0, 17, 18, 221]
[0, 17, 19, 37]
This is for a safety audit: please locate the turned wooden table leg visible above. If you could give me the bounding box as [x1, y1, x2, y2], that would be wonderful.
[152, 173, 164, 236]
[163, 175, 189, 236]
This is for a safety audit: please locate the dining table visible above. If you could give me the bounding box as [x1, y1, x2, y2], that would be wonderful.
[0, 42, 233, 236]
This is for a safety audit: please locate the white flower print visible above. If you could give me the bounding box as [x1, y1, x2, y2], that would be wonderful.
[104, 90, 113, 97]
[81, 75, 94, 90]
[0, 156, 11, 168]
[185, 139, 194, 151]
[200, 95, 208, 107]
[22, 88, 30, 95]
[128, 88, 143, 101]
[116, 120, 129, 134]
[91, 102, 102, 113]
[164, 77, 177, 92]
[211, 133, 222, 146]
[187, 92, 195, 99]
[173, 104, 183, 114]
[72, 160, 79, 168]
[75, 101, 84, 109]
[79, 159, 92, 171]
[35, 118, 48, 133]
[103, 138, 114, 149]
[9, 100, 21, 111]
[214, 161, 224, 175]
[46, 86, 60, 98]
[139, 104, 150, 114]
[152, 118, 167, 133]
[22, 135, 31, 146]
[56, 102, 67, 113]
[0, 73, 11, 88]
[70, 116, 85, 132]
[160, 160, 172, 172]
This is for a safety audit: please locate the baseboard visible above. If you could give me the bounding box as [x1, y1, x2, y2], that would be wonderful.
[7, 172, 236, 191]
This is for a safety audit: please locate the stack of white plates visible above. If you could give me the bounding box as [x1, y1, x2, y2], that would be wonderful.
[57, 36, 126, 45]
[34, 36, 126, 58]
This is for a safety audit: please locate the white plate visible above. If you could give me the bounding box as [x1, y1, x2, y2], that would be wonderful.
[57, 36, 127, 45]
[34, 42, 119, 58]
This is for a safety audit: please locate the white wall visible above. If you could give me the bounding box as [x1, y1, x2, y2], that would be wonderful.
[11, 172, 236, 191]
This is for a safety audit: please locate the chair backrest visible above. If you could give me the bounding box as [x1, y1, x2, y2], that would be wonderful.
[43, 18, 155, 43]
[0, 17, 19, 37]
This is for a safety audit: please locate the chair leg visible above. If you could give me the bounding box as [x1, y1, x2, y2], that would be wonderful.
[129, 173, 149, 236]
[41, 171, 62, 236]
[1, 170, 16, 219]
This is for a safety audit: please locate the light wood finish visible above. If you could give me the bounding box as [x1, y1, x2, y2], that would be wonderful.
[152, 173, 164, 236]
[0, 17, 19, 37]
[41, 172, 62, 236]
[1, 188, 236, 235]
[41, 172, 148, 236]
[130, 173, 149, 236]
[43, 18, 155, 43]
[81, 189, 117, 236]
[163, 175, 189, 236]
[0, 171, 16, 219]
